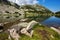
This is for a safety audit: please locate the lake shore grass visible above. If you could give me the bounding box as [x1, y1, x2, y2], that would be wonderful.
[0, 24, 60, 40]
[20, 24, 60, 40]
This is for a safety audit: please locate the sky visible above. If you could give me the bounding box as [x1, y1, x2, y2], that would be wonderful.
[8, 0, 60, 12]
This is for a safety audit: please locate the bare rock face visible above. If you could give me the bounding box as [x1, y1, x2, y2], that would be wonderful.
[8, 28, 20, 40]
[21, 28, 34, 37]
[26, 20, 38, 30]
[7, 20, 38, 40]
[51, 27, 60, 34]
[20, 20, 38, 37]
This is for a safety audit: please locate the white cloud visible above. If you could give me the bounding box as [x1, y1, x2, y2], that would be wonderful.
[8, 0, 16, 3]
[8, 0, 39, 5]
[33, 0, 39, 4]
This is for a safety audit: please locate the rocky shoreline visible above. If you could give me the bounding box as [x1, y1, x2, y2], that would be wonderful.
[0, 20, 38, 40]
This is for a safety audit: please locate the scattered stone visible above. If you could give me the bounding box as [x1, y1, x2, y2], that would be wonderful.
[20, 18, 28, 22]
[20, 20, 38, 37]
[51, 35, 54, 38]
[0, 30, 3, 32]
[51, 27, 60, 34]
[8, 28, 20, 40]
[0, 23, 3, 26]
[21, 28, 34, 37]
[26, 20, 38, 30]
[3, 20, 38, 40]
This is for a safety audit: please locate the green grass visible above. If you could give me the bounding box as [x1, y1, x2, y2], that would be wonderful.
[0, 32, 9, 40]
[0, 24, 60, 40]
[20, 24, 60, 40]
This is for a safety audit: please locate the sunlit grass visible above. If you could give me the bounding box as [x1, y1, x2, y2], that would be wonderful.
[0, 24, 60, 40]
[20, 24, 60, 40]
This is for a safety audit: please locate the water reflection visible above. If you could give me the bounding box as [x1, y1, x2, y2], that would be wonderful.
[55, 15, 60, 18]
[28, 15, 50, 22]
[41, 16, 60, 27]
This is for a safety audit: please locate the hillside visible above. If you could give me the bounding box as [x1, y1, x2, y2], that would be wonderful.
[21, 4, 53, 13]
[55, 11, 60, 17]
[0, 0, 53, 23]
[0, 0, 23, 23]
[20, 4, 53, 18]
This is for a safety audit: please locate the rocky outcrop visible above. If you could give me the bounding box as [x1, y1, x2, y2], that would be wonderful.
[21, 20, 38, 37]
[51, 27, 60, 34]
[8, 28, 20, 40]
[8, 20, 38, 40]
[7, 22, 28, 40]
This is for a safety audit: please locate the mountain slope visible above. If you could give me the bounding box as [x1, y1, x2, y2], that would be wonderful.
[0, 0, 53, 23]
[0, 0, 20, 14]
[0, 0, 53, 14]
[21, 4, 53, 13]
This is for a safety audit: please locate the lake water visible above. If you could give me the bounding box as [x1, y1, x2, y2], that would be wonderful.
[41, 16, 60, 27]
